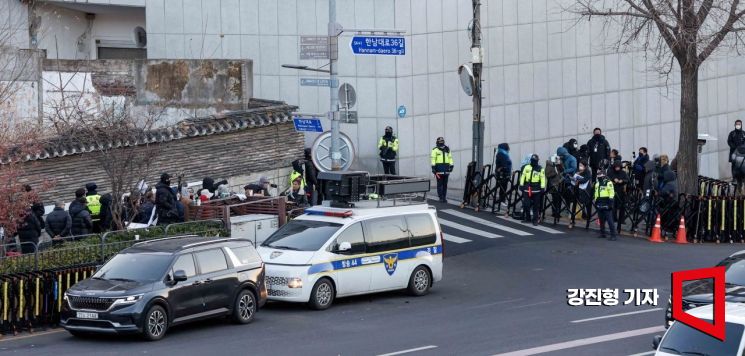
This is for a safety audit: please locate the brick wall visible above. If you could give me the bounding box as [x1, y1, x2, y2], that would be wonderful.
[21, 122, 304, 203]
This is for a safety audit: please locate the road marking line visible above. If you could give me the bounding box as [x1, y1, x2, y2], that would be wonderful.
[0, 329, 65, 342]
[465, 298, 526, 310]
[627, 352, 655, 356]
[570, 308, 664, 323]
[378, 345, 438, 356]
[507, 301, 552, 310]
[443, 234, 471, 244]
[492, 326, 665, 356]
[497, 216, 564, 234]
[439, 218, 503, 239]
[441, 209, 533, 236]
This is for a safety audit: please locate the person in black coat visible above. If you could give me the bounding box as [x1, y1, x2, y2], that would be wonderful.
[202, 177, 228, 196]
[303, 148, 319, 206]
[155, 173, 181, 225]
[586, 128, 611, 181]
[69, 195, 93, 236]
[607, 161, 629, 233]
[45, 202, 72, 242]
[728, 120, 745, 162]
[99, 193, 113, 231]
[495, 143, 512, 208]
[17, 208, 41, 254]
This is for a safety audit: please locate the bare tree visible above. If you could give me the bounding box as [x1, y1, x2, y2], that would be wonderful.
[44, 69, 167, 230]
[572, 0, 745, 195]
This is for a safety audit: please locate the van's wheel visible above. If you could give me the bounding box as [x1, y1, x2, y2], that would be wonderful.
[142, 305, 168, 341]
[407, 266, 431, 296]
[308, 278, 335, 310]
[232, 289, 257, 324]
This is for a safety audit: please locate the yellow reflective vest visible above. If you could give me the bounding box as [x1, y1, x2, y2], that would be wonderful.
[378, 136, 399, 161]
[289, 171, 306, 189]
[86, 194, 101, 216]
[594, 178, 615, 206]
[519, 164, 546, 192]
[431, 146, 454, 174]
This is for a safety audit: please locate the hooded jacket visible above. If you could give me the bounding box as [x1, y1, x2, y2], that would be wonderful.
[45, 207, 71, 237]
[633, 153, 649, 175]
[587, 134, 611, 166]
[69, 199, 92, 236]
[659, 171, 677, 199]
[729, 128, 745, 157]
[495, 143, 512, 178]
[557, 147, 577, 175]
[643, 160, 658, 191]
[99, 193, 113, 231]
[563, 139, 579, 160]
[155, 181, 180, 224]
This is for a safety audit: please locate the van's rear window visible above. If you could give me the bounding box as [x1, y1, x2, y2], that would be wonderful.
[262, 220, 342, 252]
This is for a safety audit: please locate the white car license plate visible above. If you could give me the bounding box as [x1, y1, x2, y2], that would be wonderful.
[76, 312, 98, 319]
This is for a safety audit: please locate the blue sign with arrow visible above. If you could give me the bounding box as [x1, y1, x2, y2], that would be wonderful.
[397, 105, 407, 118]
[293, 117, 324, 133]
[350, 36, 406, 56]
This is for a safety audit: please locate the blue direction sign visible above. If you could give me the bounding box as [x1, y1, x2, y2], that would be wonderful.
[397, 105, 407, 118]
[350, 36, 405, 56]
[293, 117, 324, 133]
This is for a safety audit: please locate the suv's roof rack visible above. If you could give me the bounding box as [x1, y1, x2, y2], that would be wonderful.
[181, 237, 251, 249]
[132, 235, 201, 247]
[318, 172, 430, 208]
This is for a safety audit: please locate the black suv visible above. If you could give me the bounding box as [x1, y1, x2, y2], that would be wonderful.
[61, 237, 267, 340]
[664, 250, 745, 327]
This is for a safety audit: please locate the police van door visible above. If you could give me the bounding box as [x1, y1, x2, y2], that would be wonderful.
[364, 216, 411, 291]
[328, 222, 370, 296]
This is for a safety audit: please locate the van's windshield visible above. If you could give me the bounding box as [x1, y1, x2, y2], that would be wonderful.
[659, 320, 744, 356]
[262, 220, 343, 251]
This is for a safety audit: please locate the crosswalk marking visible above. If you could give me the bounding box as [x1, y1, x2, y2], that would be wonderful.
[441, 209, 533, 236]
[442, 234, 471, 244]
[439, 218, 503, 239]
[496, 216, 564, 234]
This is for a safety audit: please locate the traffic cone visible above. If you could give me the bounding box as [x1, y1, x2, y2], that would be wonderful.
[675, 216, 688, 244]
[649, 214, 664, 243]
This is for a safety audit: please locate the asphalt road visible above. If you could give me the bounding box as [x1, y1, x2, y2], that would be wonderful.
[1, 200, 742, 356]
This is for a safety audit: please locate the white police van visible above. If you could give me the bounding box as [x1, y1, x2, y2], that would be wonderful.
[653, 303, 745, 355]
[257, 173, 443, 309]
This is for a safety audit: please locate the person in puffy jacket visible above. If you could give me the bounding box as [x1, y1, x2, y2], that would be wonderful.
[69, 194, 93, 236]
[137, 191, 156, 224]
[557, 147, 577, 176]
[495, 143, 512, 208]
[45, 202, 71, 240]
[156, 173, 180, 225]
[633, 147, 649, 186]
[659, 170, 677, 201]
[563, 139, 580, 161]
[17, 207, 41, 253]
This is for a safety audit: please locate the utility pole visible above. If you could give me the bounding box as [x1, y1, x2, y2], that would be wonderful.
[328, 0, 341, 171]
[471, 0, 484, 170]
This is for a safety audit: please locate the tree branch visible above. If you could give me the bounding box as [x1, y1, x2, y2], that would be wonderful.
[698, 0, 743, 62]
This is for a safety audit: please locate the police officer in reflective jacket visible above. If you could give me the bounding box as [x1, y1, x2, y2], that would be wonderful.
[85, 182, 102, 232]
[431, 137, 454, 203]
[519, 154, 546, 225]
[379, 126, 399, 175]
[594, 169, 616, 240]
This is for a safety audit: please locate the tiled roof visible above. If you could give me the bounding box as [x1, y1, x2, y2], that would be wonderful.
[6, 99, 297, 164]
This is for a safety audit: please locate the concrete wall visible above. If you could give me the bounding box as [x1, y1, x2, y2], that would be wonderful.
[0, 0, 29, 48]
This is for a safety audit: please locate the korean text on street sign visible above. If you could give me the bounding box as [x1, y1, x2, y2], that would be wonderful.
[300, 78, 338, 87]
[350, 36, 406, 56]
[300, 36, 330, 60]
[293, 117, 324, 133]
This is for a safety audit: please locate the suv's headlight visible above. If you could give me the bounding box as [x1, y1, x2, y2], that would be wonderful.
[113, 294, 143, 306]
[287, 278, 303, 289]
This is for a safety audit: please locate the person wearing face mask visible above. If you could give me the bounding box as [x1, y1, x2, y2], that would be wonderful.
[563, 139, 580, 161]
[519, 154, 546, 226]
[587, 128, 611, 182]
[155, 173, 180, 225]
[378, 126, 399, 175]
[569, 160, 592, 229]
[431, 137, 454, 203]
[594, 169, 617, 240]
[633, 147, 649, 186]
[729, 120, 745, 162]
[607, 161, 629, 233]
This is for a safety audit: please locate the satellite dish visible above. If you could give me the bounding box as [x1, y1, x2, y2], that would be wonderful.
[134, 26, 147, 48]
[458, 64, 474, 96]
[311, 131, 356, 172]
[338, 83, 357, 109]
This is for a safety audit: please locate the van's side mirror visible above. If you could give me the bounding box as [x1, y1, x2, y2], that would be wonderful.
[173, 270, 188, 283]
[337, 242, 352, 252]
[652, 335, 662, 350]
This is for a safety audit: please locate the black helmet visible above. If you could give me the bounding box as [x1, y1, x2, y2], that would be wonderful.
[436, 137, 445, 145]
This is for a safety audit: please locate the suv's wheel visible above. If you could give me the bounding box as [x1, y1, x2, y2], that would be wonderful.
[308, 278, 334, 310]
[407, 266, 431, 296]
[232, 289, 257, 324]
[142, 305, 168, 341]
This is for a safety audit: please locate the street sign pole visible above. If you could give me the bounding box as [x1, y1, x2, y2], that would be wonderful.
[471, 0, 484, 170]
[329, 0, 341, 171]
